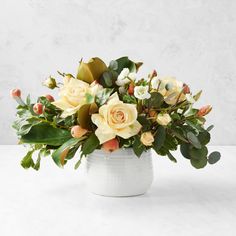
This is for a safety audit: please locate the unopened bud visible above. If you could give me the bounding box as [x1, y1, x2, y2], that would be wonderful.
[45, 94, 54, 102]
[33, 103, 44, 115]
[43, 76, 57, 89]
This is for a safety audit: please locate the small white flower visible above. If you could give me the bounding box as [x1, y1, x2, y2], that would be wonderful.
[128, 72, 137, 81]
[134, 85, 151, 100]
[116, 68, 137, 86]
[151, 76, 160, 89]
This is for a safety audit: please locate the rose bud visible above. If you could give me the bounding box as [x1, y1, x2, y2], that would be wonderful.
[45, 94, 54, 102]
[43, 76, 57, 89]
[33, 103, 44, 115]
[149, 110, 157, 121]
[149, 69, 157, 79]
[140, 132, 154, 146]
[10, 88, 26, 106]
[197, 105, 212, 117]
[128, 83, 135, 95]
[71, 125, 88, 138]
[102, 138, 119, 152]
[183, 84, 190, 94]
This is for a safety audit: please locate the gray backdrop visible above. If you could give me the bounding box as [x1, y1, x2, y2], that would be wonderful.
[0, 0, 235, 145]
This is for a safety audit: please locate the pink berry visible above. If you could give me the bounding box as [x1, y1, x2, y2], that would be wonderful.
[102, 138, 119, 152]
[10, 89, 21, 98]
[45, 94, 54, 102]
[33, 103, 44, 115]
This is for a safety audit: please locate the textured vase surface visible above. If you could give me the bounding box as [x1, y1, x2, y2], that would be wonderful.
[86, 148, 153, 197]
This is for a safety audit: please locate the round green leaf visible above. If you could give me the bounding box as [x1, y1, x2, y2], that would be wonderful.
[198, 131, 211, 145]
[180, 143, 192, 159]
[189, 146, 208, 160]
[187, 132, 201, 149]
[208, 151, 221, 164]
[191, 156, 207, 169]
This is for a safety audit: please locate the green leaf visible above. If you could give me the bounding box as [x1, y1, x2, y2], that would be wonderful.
[81, 133, 100, 156]
[109, 60, 118, 71]
[189, 146, 208, 160]
[137, 115, 151, 132]
[191, 156, 207, 169]
[21, 123, 72, 146]
[52, 138, 82, 167]
[167, 152, 177, 163]
[198, 131, 211, 145]
[21, 150, 34, 169]
[180, 143, 192, 159]
[153, 126, 166, 153]
[26, 94, 31, 106]
[145, 92, 164, 109]
[187, 132, 201, 149]
[206, 125, 214, 132]
[95, 88, 113, 106]
[115, 57, 136, 74]
[122, 94, 137, 104]
[33, 155, 41, 170]
[208, 151, 221, 164]
[74, 159, 82, 170]
[171, 128, 188, 142]
[132, 135, 145, 157]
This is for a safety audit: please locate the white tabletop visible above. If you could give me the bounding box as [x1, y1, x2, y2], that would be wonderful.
[0, 145, 235, 236]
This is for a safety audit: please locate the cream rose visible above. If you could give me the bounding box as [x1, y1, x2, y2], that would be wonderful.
[156, 113, 172, 126]
[52, 78, 102, 118]
[140, 132, 154, 146]
[91, 93, 142, 144]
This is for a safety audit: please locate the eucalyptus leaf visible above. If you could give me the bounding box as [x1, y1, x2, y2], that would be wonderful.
[187, 132, 201, 149]
[189, 146, 208, 160]
[208, 151, 221, 164]
[191, 156, 207, 169]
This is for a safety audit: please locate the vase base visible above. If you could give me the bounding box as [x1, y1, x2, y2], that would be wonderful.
[89, 190, 147, 197]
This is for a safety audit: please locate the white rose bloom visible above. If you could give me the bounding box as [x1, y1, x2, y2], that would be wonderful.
[134, 85, 151, 100]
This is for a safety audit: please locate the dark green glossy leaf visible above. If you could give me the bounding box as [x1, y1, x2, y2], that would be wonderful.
[132, 135, 145, 157]
[115, 57, 136, 74]
[21, 123, 72, 146]
[137, 115, 151, 132]
[52, 138, 82, 167]
[153, 126, 166, 153]
[81, 133, 100, 156]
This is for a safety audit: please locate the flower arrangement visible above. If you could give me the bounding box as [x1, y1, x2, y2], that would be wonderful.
[11, 57, 221, 170]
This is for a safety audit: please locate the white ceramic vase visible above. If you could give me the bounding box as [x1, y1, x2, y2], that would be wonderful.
[85, 148, 153, 197]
